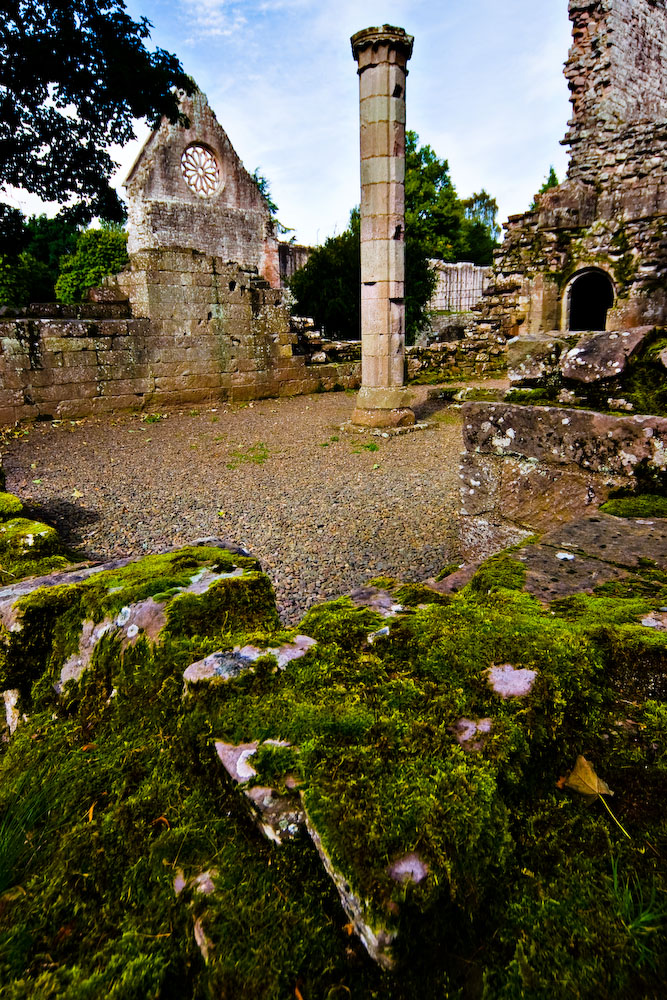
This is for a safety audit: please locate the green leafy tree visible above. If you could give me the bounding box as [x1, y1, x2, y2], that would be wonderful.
[0, 209, 79, 305]
[55, 228, 128, 303]
[0, 1, 193, 227]
[289, 210, 361, 338]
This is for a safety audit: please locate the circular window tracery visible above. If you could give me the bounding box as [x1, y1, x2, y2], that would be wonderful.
[181, 144, 220, 197]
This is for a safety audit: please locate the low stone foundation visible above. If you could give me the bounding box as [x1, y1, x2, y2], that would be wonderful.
[0, 248, 360, 424]
[460, 401, 667, 532]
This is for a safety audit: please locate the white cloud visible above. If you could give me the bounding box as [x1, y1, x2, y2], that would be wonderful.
[180, 0, 246, 39]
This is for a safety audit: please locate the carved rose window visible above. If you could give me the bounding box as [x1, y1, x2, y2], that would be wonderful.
[181, 144, 220, 197]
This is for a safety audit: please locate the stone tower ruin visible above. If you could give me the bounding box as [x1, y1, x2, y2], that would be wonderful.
[476, 0, 667, 341]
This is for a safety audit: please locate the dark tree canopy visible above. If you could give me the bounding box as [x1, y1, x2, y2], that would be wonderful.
[0, 0, 193, 224]
[289, 209, 361, 340]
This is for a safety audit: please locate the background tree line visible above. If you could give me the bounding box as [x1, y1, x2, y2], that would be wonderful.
[289, 131, 501, 343]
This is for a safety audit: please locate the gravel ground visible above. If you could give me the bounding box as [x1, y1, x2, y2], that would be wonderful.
[3, 390, 475, 624]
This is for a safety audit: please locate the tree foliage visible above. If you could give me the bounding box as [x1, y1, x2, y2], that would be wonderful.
[289, 210, 361, 339]
[289, 132, 499, 340]
[55, 228, 128, 303]
[531, 166, 560, 209]
[0, 1, 193, 225]
[0, 211, 79, 305]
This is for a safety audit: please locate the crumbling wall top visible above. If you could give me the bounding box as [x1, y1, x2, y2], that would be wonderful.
[564, 0, 667, 155]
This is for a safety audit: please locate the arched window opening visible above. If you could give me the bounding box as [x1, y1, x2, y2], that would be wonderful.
[568, 270, 614, 331]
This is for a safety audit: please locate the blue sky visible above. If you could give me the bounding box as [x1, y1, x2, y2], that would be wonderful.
[14, 0, 575, 245]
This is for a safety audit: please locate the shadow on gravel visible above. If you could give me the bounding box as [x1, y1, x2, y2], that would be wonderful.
[25, 499, 100, 549]
[413, 395, 456, 421]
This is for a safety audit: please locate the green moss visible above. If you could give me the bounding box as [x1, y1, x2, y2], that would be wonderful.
[393, 582, 451, 607]
[467, 552, 527, 594]
[601, 494, 667, 518]
[0, 518, 59, 558]
[1, 543, 665, 996]
[0, 494, 23, 521]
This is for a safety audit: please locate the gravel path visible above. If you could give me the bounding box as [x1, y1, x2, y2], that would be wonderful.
[3, 391, 473, 623]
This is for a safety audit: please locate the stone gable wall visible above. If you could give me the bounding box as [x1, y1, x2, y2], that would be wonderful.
[125, 92, 280, 288]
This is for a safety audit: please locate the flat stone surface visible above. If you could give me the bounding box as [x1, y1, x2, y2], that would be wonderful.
[486, 664, 537, 699]
[560, 328, 652, 383]
[516, 545, 633, 602]
[462, 402, 667, 477]
[541, 513, 667, 570]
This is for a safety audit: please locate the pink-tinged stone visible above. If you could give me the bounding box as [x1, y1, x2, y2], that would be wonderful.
[560, 328, 651, 384]
[486, 664, 537, 699]
[214, 741, 259, 783]
[387, 852, 429, 885]
[173, 868, 217, 896]
[185, 636, 317, 686]
[2, 688, 20, 736]
[191, 870, 217, 895]
[348, 586, 403, 617]
[59, 618, 114, 690]
[236, 634, 317, 669]
[184, 650, 252, 685]
[451, 717, 492, 751]
[641, 612, 667, 631]
[193, 917, 213, 963]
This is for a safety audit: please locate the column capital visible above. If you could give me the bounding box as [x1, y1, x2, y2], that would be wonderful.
[351, 25, 414, 65]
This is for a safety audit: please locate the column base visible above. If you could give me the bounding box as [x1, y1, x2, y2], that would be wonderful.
[350, 385, 416, 428]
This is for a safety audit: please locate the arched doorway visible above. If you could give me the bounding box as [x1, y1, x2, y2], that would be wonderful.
[567, 269, 615, 331]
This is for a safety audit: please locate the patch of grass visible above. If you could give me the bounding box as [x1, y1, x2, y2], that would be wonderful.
[226, 442, 269, 469]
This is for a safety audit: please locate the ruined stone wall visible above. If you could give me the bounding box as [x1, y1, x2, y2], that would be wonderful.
[279, 243, 312, 287]
[565, 0, 667, 170]
[0, 250, 360, 424]
[473, 0, 667, 344]
[125, 92, 280, 288]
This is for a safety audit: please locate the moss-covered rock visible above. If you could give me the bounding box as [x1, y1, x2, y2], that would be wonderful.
[0, 517, 59, 558]
[0, 546, 665, 997]
[0, 493, 23, 521]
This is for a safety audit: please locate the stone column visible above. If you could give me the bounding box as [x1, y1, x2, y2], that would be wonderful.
[351, 25, 414, 428]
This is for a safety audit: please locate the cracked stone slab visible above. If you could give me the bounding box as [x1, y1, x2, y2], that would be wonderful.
[560, 328, 652, 383]
[515, 544, 634, 602]
[541, 514, 667, 571]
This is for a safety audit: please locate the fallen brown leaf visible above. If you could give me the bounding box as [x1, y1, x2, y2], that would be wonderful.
[564, 755, 614, 801]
